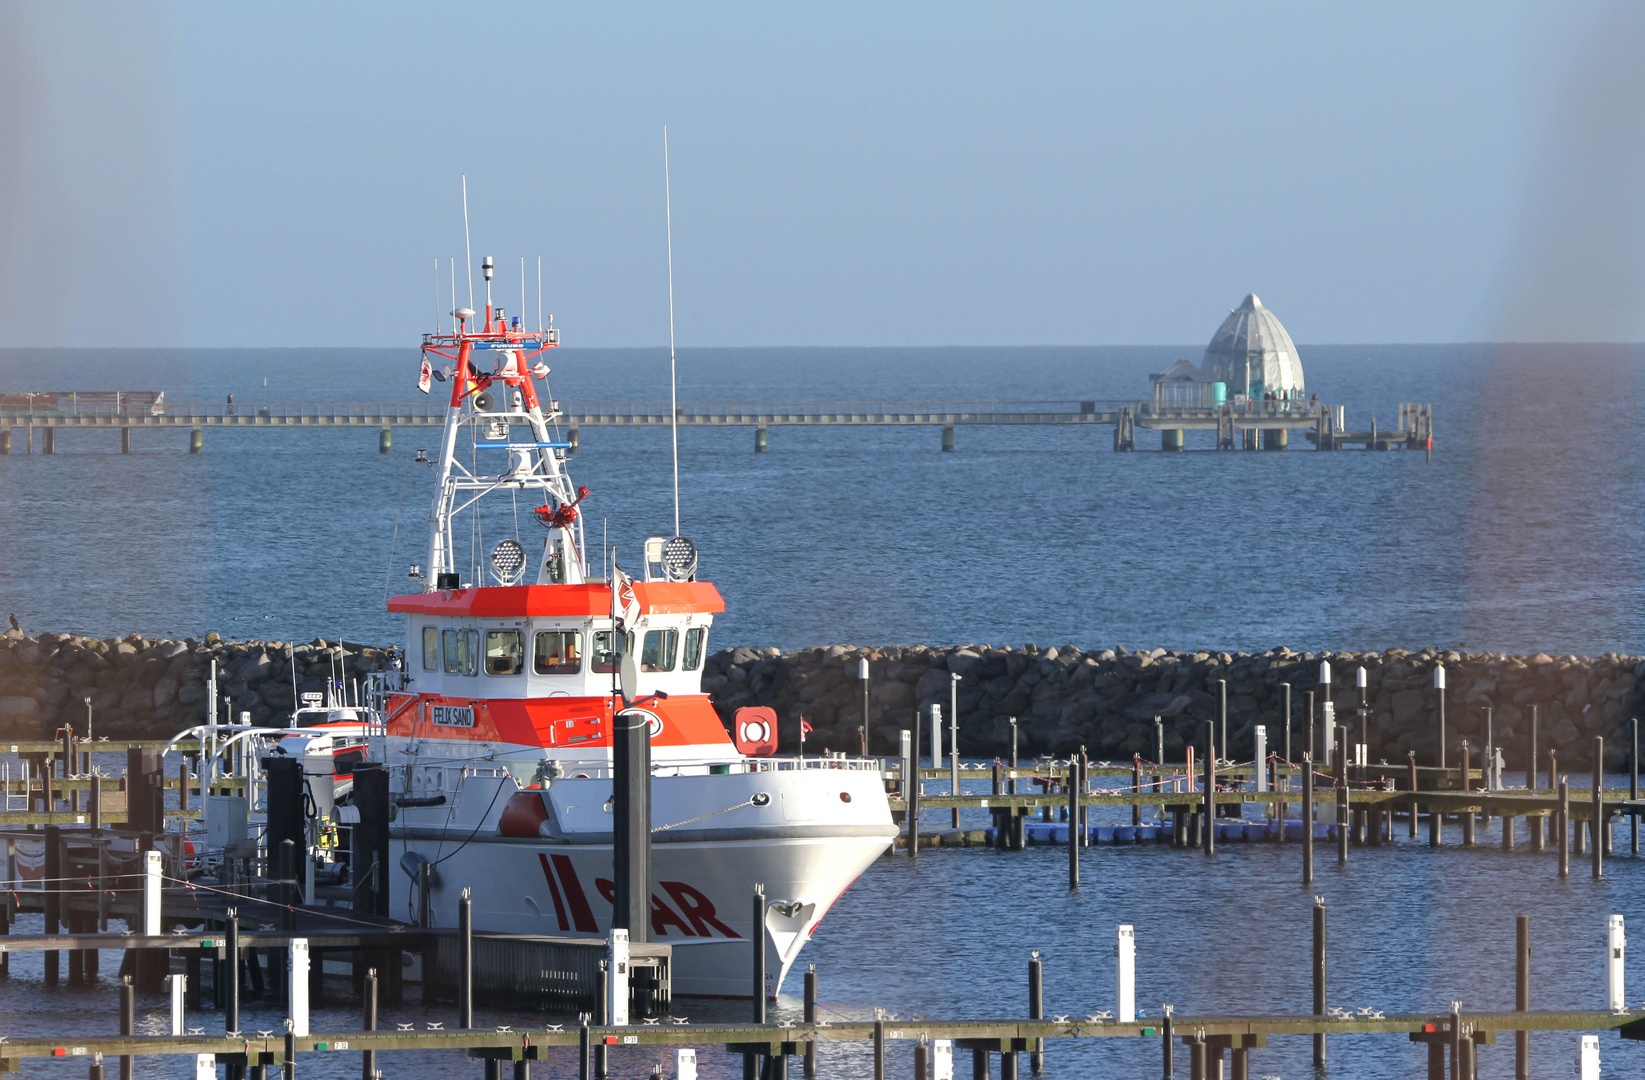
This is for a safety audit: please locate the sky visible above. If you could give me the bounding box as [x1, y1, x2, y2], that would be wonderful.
[0, 1, 1641, 348]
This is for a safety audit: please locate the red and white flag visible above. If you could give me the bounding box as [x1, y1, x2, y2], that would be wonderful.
[418, 355, 433, 395]
[611, 560, 641, 630]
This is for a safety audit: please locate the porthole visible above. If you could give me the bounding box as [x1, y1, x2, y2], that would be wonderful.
[840, 792, 853, 803]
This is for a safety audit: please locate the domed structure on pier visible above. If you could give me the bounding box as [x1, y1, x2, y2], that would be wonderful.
[1199, 293, 1304, 400]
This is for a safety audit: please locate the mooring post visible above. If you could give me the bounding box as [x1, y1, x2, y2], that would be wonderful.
[1558, 780, 1570, 878]
[972, 1047, 988, 1080]
[1503, 811, 1516, 851]
[579, 1023, 591, 1080]
[458, 888, 473, 1028]
[1434, 663, 1447, 773]
[44, 824, 60, 987]
[909, 722, 921, 858]
[803, 966, 818, 1079]
[915, 1043, 929, 1080]
[1336, 782, 1348, 864]
[1461, 741, 1475, 846]
[753, 886, 767, 1020]
[1028, 951, 1043, 1076]
[225, 907, 240, 1035]
[1190, 1036, 1206, 1080]
[363, 966, 377, 1080]
[1632, 717, 1640, 857]
[1593, 737, 1605, 880]
[1132, 754, 1143, 826]
[1302, 754, 1314, 885]
[1217, 679, 1227, 765]
[1407, 751, 1419, 839]
[874, 1020, 885, 1080]
[1515, 914, 1529, 1080]
[119, 975, 134, 1080]
[1202, 722, 1215, 855]
[1161, 1012, 1173, 1079]
[1067, 757, 1081, 888]
[1312, 897, 1326, 1068]
[1117, 926, 1135, 1022]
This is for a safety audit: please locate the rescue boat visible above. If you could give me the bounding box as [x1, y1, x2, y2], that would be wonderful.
[321, 256, 894, 997]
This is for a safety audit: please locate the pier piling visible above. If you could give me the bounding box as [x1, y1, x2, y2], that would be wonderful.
[1515, 915, 1530, 1079]
[803, 967, 818, 1079]
[119, 977, 133, 1080]
[1558, 781, 1570, 878]
[1301, 755, 1314, 884]
[1067, 758, 1080, 888]
[1312, 898, 1327, 1068]
[1028, 952, 1043, 1076]
[459, 890, 473, 1028]
[1593, 738, 1604, 880]
[1336, 784, 1348, 865]
[363, 967, 377, 1080]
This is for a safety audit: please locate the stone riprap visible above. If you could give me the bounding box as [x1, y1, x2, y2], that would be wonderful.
[703, 644, 1645, 771]
[0, 629, 393, 739]
[2, 630, 1640, 771]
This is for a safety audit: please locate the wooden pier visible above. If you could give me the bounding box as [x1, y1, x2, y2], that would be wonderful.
[0, 398, 1433, 454]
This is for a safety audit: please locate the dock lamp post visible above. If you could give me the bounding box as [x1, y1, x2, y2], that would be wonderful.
[858, 658, 870, 758]
[1434, 664, 1447, 773]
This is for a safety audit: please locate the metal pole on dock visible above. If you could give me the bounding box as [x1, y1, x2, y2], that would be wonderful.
[1028, 951, 1043, 1077]
[752, 886, 767, 1021]
[459, 889, 473, 1028]
[363, 967, 377, 1080]
[1515, 915, 1529, 1080]
[1593, 737, 1604, 880]
[1302, 755, 1314, 884]
[1312, 898, 1326, 1069]
[859, 659, 870, 758]
[909, 720, 921, 858]
[1202, 723, 1215, 856]
[1116, 927, 1135, 1023]
[1460, 742, 1475, 847]
[803, 966, 818, 1079]
[950, 673, 961, 830]
[1336, 783, 1348, 865]
[1067, 758, 1081, 889]
[1161, 1012, 1173, 1080]
[119, 976, 134, 1080]
[1558, 780, 1570, 878]
[1434, 664, 1447, 773]
[1407, 752, 1419, 839]
[1283, 684, 1292, 772]
[1217, 679, 1227, 761]
[873, 1020, 885, 1080]
[1632, 717, 1640, 857]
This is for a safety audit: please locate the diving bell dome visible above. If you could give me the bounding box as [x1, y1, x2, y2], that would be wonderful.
[1200, 293, 1304, 399]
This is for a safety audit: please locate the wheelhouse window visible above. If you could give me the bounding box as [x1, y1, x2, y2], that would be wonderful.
[442, 628, 477, 675]
[534, 631, 582, 675]
[422, 626, 438, 671]
[683, 628, 706, 671]
[484, 630, 524, 675]
[592, 630, 627, 674]
[641, 629, 678, 673]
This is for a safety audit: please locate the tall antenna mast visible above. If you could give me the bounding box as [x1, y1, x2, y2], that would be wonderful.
[433, 258, 441, 332]
[520, 256, 526, 327]
[449, 258, 456, 325]
[664, 127, 681, 538]
[462, 174, 474, 312]
[537, 255, 543, 333]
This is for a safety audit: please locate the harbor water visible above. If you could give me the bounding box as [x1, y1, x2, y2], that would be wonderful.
[4, 343, 1645, 1075]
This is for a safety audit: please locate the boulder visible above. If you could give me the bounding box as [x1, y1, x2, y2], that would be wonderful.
[0, 696, 39, 720]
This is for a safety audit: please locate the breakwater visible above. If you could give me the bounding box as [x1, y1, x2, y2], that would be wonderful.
[1, 630, 1640, 769]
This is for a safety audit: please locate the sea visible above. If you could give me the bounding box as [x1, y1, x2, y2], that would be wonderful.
[1, 343, 1645, 1076]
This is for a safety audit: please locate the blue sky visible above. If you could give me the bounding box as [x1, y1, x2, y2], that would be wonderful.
[0, 2, 1637, 347]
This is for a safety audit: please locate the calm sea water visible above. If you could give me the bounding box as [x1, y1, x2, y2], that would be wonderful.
[2, 343, 1644, 655]
[3, 344, 1645, 1076]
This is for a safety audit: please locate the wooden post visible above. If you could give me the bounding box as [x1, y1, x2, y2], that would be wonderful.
[1302, 754, 1314, 885]
[1027, 952, 1043, 1077]
[1515, 915, 1530, 1080]
[1312, 898, 1326, 1068]
[1558, 780, 1570, 878]
[1202, 722, 1215, 855]
[1067, 758, 1080, 889]
[803, 966, 818, 1079]
[1593, 736, 1604, 880]
[1408, 751, 1420, 839]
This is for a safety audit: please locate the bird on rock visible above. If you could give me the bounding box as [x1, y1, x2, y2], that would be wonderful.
[7, 613, 17, 632]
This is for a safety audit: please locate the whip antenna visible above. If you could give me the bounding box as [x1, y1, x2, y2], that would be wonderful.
[664, 127, 681, 537]
[462, 174, 474, 312]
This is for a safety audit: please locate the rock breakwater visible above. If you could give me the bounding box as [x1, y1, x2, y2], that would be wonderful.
[704, 644, 1645, 771]
[2, 630, 1641, 771]
[0, 629, 393, 739]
